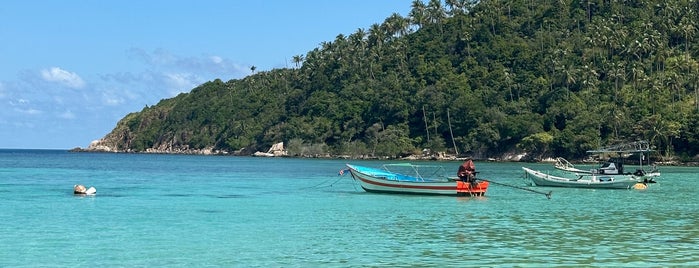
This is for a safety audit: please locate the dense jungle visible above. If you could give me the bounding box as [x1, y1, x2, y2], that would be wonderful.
[88, 0, 699, 162]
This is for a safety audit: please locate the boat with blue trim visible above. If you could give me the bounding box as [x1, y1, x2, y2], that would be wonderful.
[342, 163, 488, 196]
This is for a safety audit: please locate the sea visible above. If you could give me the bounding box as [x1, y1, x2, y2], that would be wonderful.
[1, 149, 697, 267]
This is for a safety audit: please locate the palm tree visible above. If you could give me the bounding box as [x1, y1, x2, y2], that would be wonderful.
[394, 13, 411, 37]
[563, 65, 578, 93]
[426, 0, 445, 25]
[292, 54, 304, 69]
[367, 23, 385, 80]
[349, 28, 368, 77]
[629, 61, 645, 93]
[383, 13, 402, 39]
[680, 18, 696, 62]
[409, 0, 427, 30]
[580, 64, 599, 93]
[349, 28, 367, 51]
[445, 0, 471, 16]
[368, 23, 384, 49]
[608, 62, 626, 103]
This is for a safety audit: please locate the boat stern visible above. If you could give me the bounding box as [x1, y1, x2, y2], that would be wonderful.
[456, 180, 489, 196]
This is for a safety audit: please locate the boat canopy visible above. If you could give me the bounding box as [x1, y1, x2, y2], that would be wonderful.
[587, 140, 653, 154]
[381, 163, 450, 181]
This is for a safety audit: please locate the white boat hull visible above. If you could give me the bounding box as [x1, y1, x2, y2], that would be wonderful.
[523, 167, 640, 189]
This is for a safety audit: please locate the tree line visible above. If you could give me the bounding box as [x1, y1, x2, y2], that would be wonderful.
[95, 0, 699, 162]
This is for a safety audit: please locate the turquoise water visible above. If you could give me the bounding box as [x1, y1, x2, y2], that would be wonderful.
[1, 150, 697, 267]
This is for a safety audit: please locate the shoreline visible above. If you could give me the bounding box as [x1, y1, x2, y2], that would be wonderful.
[68, 147, 699, 166]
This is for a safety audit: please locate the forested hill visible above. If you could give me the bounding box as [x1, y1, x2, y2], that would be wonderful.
[85, 0, 699, 161]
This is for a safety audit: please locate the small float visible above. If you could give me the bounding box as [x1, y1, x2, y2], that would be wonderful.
[632, 183, 648, 190]
[73, 184, 96, 195]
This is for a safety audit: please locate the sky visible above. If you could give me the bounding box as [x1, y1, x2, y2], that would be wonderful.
[0, 1, 413, 149]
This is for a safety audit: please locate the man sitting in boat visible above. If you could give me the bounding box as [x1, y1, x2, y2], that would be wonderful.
[457, 159, 477, 185]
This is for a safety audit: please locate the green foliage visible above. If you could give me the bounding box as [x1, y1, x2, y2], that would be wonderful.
[518, 132, 554, 160]
[374, 123, 416, 158]
[99, 0, 699, 160]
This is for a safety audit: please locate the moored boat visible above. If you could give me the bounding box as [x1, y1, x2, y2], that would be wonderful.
[553, 141, 660, 182]
[343, 163, 489, 196]
[522, 167, 640, 189]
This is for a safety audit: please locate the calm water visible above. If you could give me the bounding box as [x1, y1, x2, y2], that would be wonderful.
[1, 150, 697, 267]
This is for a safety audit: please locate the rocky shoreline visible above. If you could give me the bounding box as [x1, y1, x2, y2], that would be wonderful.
[69, 145, 699, 166]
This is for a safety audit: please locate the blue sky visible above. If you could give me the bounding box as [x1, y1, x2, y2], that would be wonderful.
[0, 1, 412, 149]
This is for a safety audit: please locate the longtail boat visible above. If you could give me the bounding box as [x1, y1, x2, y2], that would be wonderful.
[342, 163, 488, 196]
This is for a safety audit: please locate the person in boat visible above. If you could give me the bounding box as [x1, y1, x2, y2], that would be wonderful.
[457, 159, 477, 185]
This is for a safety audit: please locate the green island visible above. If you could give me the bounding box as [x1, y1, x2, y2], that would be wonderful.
[77, 0, 699, 164]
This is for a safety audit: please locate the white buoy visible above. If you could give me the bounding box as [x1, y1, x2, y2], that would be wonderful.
[84, 186, 96, 195]
[74, 184, 96, 195]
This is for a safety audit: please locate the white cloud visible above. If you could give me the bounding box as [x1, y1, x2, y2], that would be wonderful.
[165, 72, 198, 94]
[59, 110, 75, 119]
[8, 98, 29, 107]
[101, 91, 125, 106]
[15, 107, 42, 115]
[12, 120, 35, 128]
[127, 48, 249, 78]
[17, 98, 28, 104]
[1, 47, 260, 149]
[126, 48, 176, 67]
[40, 67, 86, 89]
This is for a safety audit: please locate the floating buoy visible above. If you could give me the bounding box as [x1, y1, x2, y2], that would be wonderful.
[74, 184, 86, 194]
[84, 186, 96, 195]
[632, 183, 648, 190]
[74, 184, 96, 195]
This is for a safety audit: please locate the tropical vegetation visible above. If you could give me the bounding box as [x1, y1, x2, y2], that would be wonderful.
[93, 0, 699, 162]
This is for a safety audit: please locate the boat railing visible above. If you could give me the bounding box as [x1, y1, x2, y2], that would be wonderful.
[554, 157, 575, 169]
[383, 163, 449, 182]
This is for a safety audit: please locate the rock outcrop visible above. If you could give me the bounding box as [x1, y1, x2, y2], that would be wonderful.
[253, 142, 287, 157]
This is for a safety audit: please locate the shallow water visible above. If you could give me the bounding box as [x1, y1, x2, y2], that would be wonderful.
[1, 150, 697, 267]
